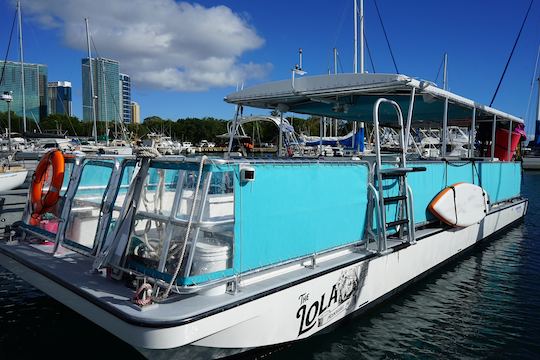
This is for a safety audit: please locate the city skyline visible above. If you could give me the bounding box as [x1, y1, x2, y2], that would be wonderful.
[0, 1, 539, 134]
[0, 60, 48, 124]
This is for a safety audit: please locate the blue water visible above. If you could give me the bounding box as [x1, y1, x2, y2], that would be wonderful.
[1, 173, 540, 359]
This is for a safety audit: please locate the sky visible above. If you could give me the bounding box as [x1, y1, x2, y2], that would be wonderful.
[1, 0, 539, 134]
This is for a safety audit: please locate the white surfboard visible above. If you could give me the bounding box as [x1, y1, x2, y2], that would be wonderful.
[428, 182, 489, 227]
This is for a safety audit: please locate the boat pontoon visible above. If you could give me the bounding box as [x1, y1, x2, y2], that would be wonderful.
[0, 73, 527, 358]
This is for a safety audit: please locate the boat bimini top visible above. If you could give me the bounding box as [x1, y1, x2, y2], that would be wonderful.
[224, 73, 524, 126]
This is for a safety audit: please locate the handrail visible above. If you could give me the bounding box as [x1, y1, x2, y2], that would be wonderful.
[373, 98, 406, 248]
[367, 183, 383, 252]
[407, 185, 416, 245]
[162, 155, 207, 298]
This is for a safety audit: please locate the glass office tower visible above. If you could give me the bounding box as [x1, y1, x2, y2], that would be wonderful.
[82, 57, 120, 123]
[0, 60, 48, 121]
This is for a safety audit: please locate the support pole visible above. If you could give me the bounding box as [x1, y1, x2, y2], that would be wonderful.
[469, 107, 476, 157]
[7, 101, 12, 153]
[442, 97, 449, 157]
[491, 115, 497, 160]
[279, 112, 284, 157]
[507, 120, 512, 161]
[404, 87, 416, 149]
[319, 116, 323, 154]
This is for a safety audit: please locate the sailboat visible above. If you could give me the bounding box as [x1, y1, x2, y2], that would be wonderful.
[0, 2, 30, 194]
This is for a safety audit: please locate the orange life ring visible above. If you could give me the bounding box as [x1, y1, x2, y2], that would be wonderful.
[31, 149, 65, 216]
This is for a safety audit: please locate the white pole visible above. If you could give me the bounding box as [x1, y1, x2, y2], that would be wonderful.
[102, 61, 109, 146]
[85, 18, 98, 144]
[334, 48, 338, 137]
[536, 77, 540, 130]
[279, 112, 284, 157]
[353, 0, 358, 74]
[442, 97, 448, 157]
[360, 0, 364, 74]
[334, 48, 338, 74]
[507, 120, 512, 161]
[491, 115, 497, 160]
[319, 116, 323, 154]
[469, 107, 476, 158]
[443, 52, 448, 90]
[17, 1, 26, 133]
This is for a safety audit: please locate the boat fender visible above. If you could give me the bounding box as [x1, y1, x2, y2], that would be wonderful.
[31, 149, 65, 217]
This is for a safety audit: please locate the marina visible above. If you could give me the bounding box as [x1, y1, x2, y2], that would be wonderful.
[0, 0, 539, 359]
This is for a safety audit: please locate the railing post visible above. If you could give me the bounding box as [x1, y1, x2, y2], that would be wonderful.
[442, 97, 449, 157]
[469, 107, 476, 158]
[491, 115, 497, 161]
[507, 120, 513, 161]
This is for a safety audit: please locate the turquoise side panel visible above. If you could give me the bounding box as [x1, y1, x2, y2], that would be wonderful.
[378, 161, 522, 225]
[405, 161, 521, 224]
[234, 162, 369, 272]
[407, 162, 478, 224]
[478, 162, 521, 203]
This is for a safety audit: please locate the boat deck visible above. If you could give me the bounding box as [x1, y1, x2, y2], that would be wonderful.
[0, 227, 443, 327]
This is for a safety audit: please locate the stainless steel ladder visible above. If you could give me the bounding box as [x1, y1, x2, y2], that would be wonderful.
[367, 98, 423, 253]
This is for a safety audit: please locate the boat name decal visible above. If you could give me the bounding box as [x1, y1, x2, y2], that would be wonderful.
[296, 267, 360, 336]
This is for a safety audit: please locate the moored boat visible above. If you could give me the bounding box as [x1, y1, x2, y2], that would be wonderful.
[0, 166, 27, 192]
[0, 72, 528, 358]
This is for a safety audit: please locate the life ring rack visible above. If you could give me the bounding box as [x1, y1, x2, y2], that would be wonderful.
[31, 149, 66, 217]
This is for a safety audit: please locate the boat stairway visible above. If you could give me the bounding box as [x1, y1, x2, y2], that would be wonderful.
[366, 98, 426, 254]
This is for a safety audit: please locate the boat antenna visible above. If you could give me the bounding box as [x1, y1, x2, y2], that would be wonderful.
[17, 1, 26, 133]
[0, 9, 17, 87]
[489, 0, 533, 107]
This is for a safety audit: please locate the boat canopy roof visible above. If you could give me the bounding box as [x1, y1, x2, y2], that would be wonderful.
[224, 73, 524, 125]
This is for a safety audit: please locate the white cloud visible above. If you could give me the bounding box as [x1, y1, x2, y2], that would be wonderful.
[20, 0, 271, 91]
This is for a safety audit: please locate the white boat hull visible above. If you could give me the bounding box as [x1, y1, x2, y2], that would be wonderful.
[0, 199, 527, 358]
[0, 170, 28, 192]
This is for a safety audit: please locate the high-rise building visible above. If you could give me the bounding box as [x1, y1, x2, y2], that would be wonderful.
[131, 101, 140, 124]
[119, 73, 131, 123]
[82, 57, 120, 123]
[0, 60, 48, 121]
[47, 81, 72, 116]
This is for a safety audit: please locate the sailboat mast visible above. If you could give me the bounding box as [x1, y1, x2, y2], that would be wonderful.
[353, 0, 358, 73]
[443, 52, 448, 90]
[359, 0, 364, 74]
[535, 77, 540, 146]
[17, 1, 26, 133]
[102, 61, 109, 146]
[85, 18, 98, 144]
